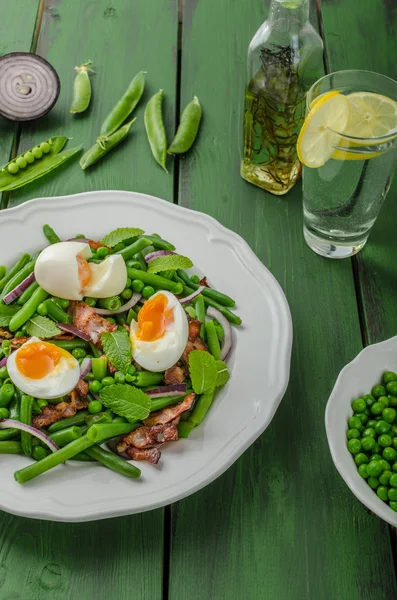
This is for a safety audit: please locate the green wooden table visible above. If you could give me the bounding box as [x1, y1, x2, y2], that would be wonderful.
[1, 1, 397, 598]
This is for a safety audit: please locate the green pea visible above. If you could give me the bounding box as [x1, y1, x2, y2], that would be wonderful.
[390, 501, 397, 512]
[386, 382, 397, 396]
[0, 407, 9, 419]
[389, 473, 397, 488]
[40, 142, 51, 154]
[358, 464, 369, 478]
[89, 380, 102, 393]
[383, 447, 397, 462]
[352, 398, 366, 413]
[7, 162, 19, 174]
[131, 279, 145, 292]
[368, 477, 380, 489]
[127, 364, 136, 375]
[375, 420, 391, 435]
[383, 371, 397, 384]
[14, 331, 25, 338]
[101, 376, 114, 387]
[121, 288, 133, 300]
[392, 425, 397, 437]
[379, 395, 389, 408]
[347, 439, 362, 454]
[0, 366, 9, 379]
[24, 151, 34, 164]
[377, 486, 389, 501]
[32, 446, 48, 461]
[370, 454, 383, 462]
[392, 462, 397, 473]
[388, 395, 397, 408]
[356, 413, 368, 425]
[379, 459, 390, 471]
[379, 470, 392, 485]
[142, 285, 155, 299]
[114, 371, 125, 384]
[36, 302, 48, 316]
[367, 420, 377, 428]
[190, 275, 201, 284]
[32, 146, 43, 159]
[371, 402, 384, 416]
[392, 437, 397, 451]
[362, 427, 376, 438]
[88, 400, 103, 414]
[383, 408, 396, 424]
[84, 297, 97, 307]
[388, 488, 397, 501]
[16, 156, 27, 169]
[364, 394, 375, 407]
[354, 453, 369, 466]
[367, 460, 383, 477]
[361, 436, 376, 452]
[379, 434, 392, 448]
[96, 246, 109, 258]
[125, 373, 135, 383]
[72, 348, 86, 359]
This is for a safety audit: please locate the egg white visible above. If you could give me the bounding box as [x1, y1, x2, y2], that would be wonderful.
[7, 337, 81, 399]
[130, 291, 188, 372]
[83, 254, 127, 298]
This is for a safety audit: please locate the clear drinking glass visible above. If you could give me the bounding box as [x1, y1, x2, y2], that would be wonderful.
[302, 70, 397, 258]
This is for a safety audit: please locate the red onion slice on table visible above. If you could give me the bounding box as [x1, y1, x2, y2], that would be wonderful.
[0, 419, 59, 452]
[146, 384, 187, 399]
[0, 53, 60, 121]
[3, 272, 35, 305]
[57, 323, 91, 341]
[179, 286, 204, 305]
[144, 250, 175, 262]
[207, 306, 233, 360]
[94, 293, 141, 316]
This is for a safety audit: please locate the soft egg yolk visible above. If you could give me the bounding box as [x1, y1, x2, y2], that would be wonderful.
[15, 342, 74, 380]
[77, 254, 91, 291]
[137, 294, 174, 342]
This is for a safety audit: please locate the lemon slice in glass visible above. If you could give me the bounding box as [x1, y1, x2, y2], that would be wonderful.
[297, 91, 350, 168]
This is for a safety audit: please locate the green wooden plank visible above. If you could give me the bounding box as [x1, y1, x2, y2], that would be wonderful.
[168, 1, 397, 599]
[0, 0, 42, 177]
[7, 0, 178, 208]
[320, 0, 397, 345]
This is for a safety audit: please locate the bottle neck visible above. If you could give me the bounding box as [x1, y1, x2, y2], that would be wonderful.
[268, 0, 309, 32]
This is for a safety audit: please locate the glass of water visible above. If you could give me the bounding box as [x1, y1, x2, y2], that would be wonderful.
[302, 70, 397, 258]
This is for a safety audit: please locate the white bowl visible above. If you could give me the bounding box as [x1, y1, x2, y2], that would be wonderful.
[325, 336, 397, 527]
[0, 191, 292, 521]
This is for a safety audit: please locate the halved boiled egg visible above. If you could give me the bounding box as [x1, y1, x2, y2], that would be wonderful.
[130, 291, 188, 372]
[34, 241, 127, 301]
[7, 337, 80, 399]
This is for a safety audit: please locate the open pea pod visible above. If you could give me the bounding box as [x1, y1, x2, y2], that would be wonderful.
[0, 137, 82, 192]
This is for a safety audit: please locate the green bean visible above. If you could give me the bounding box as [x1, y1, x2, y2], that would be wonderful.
[89, 341, 102, 358]
[116, 313, 127, 326]
[84, 411, 113, 428]
[43, 298, 72, 324]
[205, 320, 221, 360]
[0, 267, 6, 280]
[140, 235, 175, 251]
[117, 237, 152, 261]
[0, 253, 30, 292]
[70, 61, 93, 114]
[51, 339, 89, 351]
[47, 410, 89, 432]
[98, 296, 121, 312]
[135, 252, 147, 271]
[43, 223, 61, 244]
[100, 71, 145, 137]
[80, 119, 136, 170]
[133, 371, 164, 387]
[177, 270, 235, 307]
[0, 429, 19, 441]
[17, 280, 39, 305]
[14, 434, 97, 483]
[0, 383, 15, 408]
[168, 96, 202, 155]
[20, 394, 33, 456]
[126, 268, 183, 295]
[178, 421, 195, 438]
[189, 390, 216, 426]
[144, 90, 168, 172]
[0, 441, 22, 454]
[195, 295, 206, 340]
[86, 422, 138, 442]
[85, 445, 141, 478]
[150, 395, 188, 412]
[9, 286, 49, 332]
[0, 260, 35, 300]
[0, 142, 82, 192]
[69, 452, 96, 462]
[92, 357, 108, 381]
[49, 426, 82, 447]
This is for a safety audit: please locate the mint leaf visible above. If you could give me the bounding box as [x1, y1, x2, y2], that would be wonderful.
[215, 360, 230, 387]
[100, 384, 151, 420]
[26, 316, 61, 338]
[188, 350, 218, 394]
[148, 254, 193, 274]
[101, 227, 145, 247]
[101, 329, 131, 374]
[0, 305, 19, 327]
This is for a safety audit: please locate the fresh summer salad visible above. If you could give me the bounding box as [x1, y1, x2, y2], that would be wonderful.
[0, 225, 241, 484]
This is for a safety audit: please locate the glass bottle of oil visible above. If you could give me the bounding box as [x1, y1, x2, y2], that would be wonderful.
[241, 0, 323, 195]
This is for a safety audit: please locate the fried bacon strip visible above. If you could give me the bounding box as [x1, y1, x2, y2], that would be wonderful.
[143, 393, 195, 427]
[164, 318, 208, 385]
[126, 447, 161, 465]
[73, 302, 117, 344]
[32, 379, 88, 429]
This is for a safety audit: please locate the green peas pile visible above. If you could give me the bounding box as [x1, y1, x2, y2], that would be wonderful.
[347, 371, 397, 512]
[7, 142, 51, 175]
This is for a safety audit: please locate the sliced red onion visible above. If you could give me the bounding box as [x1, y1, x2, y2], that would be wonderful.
[94, 293, 141, 316]
[145, 250, 175, 263]
[207, 306, 233, 361]
[3, 271, 36, 305]
[80, 357, 92, 378]
[179, 286, 204, 305]
[57, 322, 91, 341]
[141, 245, 155, 258]
[0, 419, 59, 452]
[0, 352, 12, 368]
[146, 384, 186, 399]
[90, 392, 101, 402]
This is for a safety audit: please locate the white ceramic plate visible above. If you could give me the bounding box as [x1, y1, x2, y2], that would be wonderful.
[0, 191, 292, 522]
[326, 336, 397, 527]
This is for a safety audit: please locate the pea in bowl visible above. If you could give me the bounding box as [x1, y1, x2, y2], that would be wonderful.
[325, 336, 397, 527]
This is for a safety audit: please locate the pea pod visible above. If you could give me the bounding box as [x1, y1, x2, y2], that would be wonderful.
[144, 90, 168, 172]
[70, 61, 94, 114]
[80, 119, 136, 170]
[168, 96, 202, 154]
[100, 71, 145, 137]
[0, 140, 82, 192]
